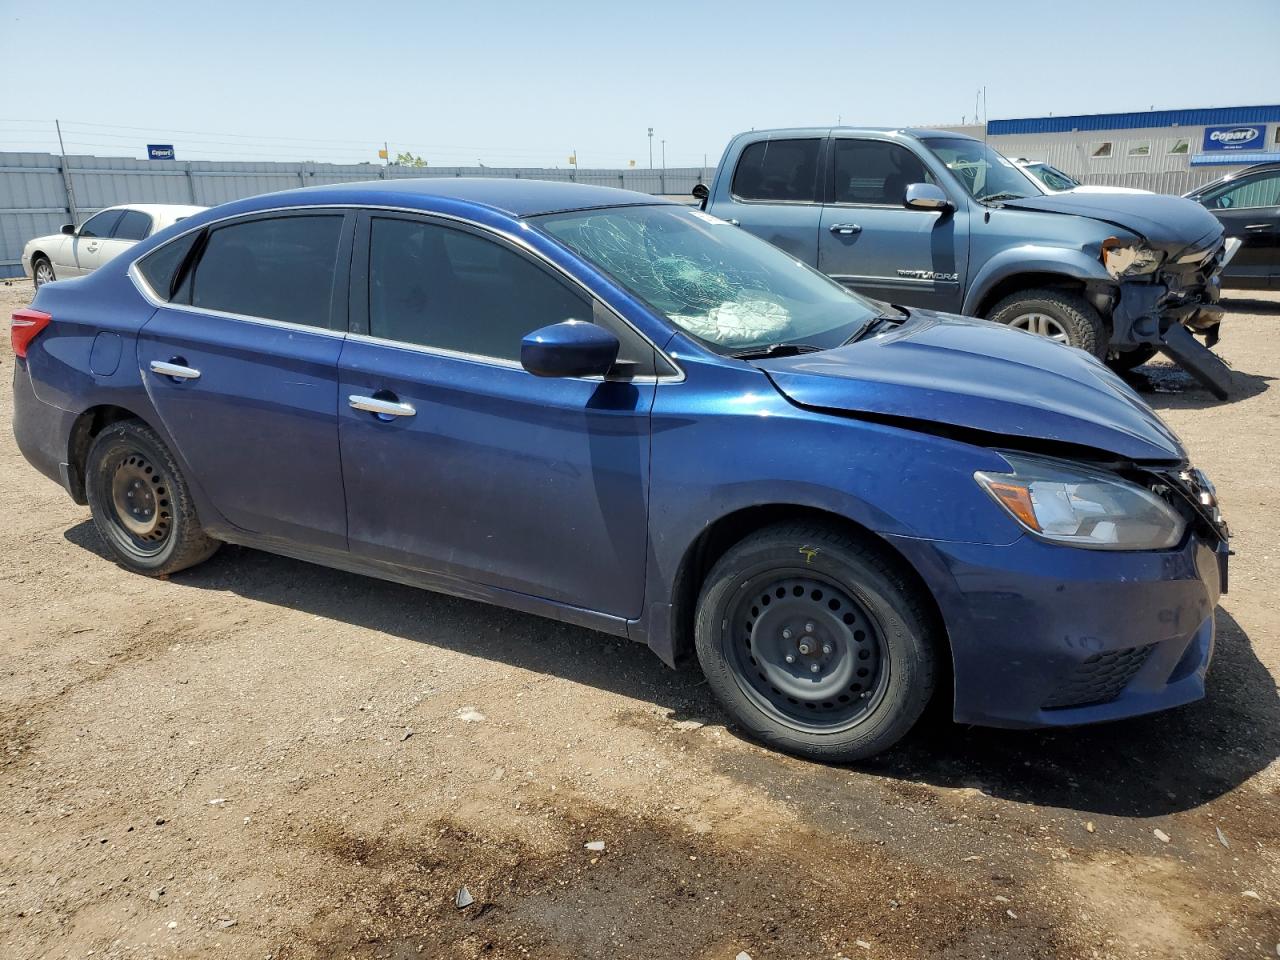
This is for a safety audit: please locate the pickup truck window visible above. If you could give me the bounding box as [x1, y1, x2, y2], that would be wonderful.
[832, 139, 936, 205]
[731, 139, 821, 203]
[536, 205, 878, 353]
[923, 137, 1040, 203]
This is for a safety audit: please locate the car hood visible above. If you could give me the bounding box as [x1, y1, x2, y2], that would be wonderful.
[1000, 191, 1222, 252]
[756, 311, 1185, 463]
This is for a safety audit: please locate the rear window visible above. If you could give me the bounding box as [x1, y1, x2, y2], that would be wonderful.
[189, 215, 344, 328]
[137, 231, 200, 300]
[113, 209, 153, 241]
[731, 139, 821, 203]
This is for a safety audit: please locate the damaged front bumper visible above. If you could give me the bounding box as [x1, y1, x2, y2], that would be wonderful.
[1105, 242, 1233, 397]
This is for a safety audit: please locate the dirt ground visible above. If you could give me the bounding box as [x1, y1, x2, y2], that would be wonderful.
[0, 277, 1277, 960]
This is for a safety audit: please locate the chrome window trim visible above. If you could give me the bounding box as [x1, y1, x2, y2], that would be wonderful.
[127, 202, 684, 383]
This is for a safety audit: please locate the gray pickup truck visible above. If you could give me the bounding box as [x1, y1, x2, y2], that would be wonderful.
[699, 128, 1233, 396]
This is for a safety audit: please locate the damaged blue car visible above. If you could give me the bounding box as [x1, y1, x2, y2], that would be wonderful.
[11, 179, 1230, 761]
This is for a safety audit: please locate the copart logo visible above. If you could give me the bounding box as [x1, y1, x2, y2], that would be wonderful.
[897, 269, 959, 281]
[1209, 127, 1260, 146]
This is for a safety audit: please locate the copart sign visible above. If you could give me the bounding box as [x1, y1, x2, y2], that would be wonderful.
[1201, 125, 1267, 152]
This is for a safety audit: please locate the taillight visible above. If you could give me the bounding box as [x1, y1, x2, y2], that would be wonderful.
[11, 308, 51, 358]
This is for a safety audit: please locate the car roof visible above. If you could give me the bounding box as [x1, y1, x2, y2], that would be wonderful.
[736, 126, 978, 142]
[259, 178, 676, 218]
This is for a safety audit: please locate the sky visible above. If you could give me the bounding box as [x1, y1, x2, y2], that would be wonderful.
[2, 0, 1278, 170]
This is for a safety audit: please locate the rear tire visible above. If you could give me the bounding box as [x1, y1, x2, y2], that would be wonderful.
[32, 255, 55, 289]
[694, 522, 939, 763]
[85, 420, 219, 577]
[987, 288, 1107, 359]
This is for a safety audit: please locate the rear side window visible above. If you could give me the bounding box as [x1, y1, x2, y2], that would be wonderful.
[190, 215, 344, 328]
[137, 231, 200, 300]
[113, 210, 153, 241]
[79, 209, 124, 238]
[731, 139, 821, 202]
[832, 140, 935, 205]
[368, 217, 590, 362]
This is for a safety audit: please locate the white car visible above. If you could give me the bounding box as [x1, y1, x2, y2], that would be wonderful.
[1015, 160, 1151, 195]
[22, 203, 206, 288]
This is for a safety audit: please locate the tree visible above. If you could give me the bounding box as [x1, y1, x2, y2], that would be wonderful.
[394, 151, 428, 168]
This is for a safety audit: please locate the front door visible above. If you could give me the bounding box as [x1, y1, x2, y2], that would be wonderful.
[338, 212, 655, 618]
[137, 210, 353, 551]
[818, 136, 969, 311]
[1199, 169, 1280, 289]
[71, 208, 124, 276]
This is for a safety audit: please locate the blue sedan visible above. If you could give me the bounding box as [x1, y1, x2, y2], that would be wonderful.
[10, 179, 1229, 761]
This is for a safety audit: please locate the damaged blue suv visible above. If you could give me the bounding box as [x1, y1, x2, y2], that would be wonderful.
[11, 179, 1229, 761]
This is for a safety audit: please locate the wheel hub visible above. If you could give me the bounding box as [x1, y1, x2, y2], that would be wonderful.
[1007, 311, 1069, 343]
[109, 454, 172, 544]
[730, 575, 885, 728]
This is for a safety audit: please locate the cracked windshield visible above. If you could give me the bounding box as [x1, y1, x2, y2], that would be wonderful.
[536, 205, 880, 352]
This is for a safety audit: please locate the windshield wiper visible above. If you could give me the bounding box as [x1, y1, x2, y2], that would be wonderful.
[978, 192, 1028, 203]
[728, 342, 825, 360]
[845, 309, 907, 343]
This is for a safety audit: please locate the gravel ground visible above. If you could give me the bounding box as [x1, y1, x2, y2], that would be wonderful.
[1, 277, 1277, 960]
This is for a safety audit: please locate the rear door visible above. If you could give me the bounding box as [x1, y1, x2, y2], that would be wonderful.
[1197, 170, 1280, 289]
[71, 208, 124, 276]
[712, 136, 824, 263]
[818, 136, 968, 311]
[100, 209, 154, 267]
[337, 211, 657, 617]
[137, 210, 353, 550]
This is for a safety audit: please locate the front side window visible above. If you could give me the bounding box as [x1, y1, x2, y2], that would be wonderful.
[113, 209, 153, 242]
[921, 138, 1040, 202]
[731, 138, 821, 202]
[368, 217, 591, 362]
[1202, 172, 1280, 210]
[79, 209, 124, 239]
[831, 139, 936, 205]
[536, 205, 881, 353]
[190, 215, 344, 328]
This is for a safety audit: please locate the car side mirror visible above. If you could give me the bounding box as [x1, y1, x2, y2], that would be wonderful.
[691, 183, 709, 209]
[60, 223, 76, 235]
[521, 320, 620, 378]
[903, 183, 952, 212]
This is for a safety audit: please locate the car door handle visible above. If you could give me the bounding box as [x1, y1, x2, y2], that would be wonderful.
[1244, 223, 1273, 231]
[149, 359, 201, 381]
[349, 394, 416, 418]
[829, 223, 862, 235]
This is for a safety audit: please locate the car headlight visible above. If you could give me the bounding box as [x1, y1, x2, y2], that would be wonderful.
[1101, 237, 1164, 279]
[975, 454, 1185, 550]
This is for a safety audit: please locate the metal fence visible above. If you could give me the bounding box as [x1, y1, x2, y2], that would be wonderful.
[0, 152, 709, 279]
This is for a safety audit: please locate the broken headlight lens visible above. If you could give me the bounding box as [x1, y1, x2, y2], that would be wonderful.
[975, 454, 1185, 550]
[1101, 238, 1164, 279]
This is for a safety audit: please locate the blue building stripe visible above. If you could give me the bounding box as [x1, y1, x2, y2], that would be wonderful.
[989, 105, 1280, 136]
[1190, 151, 1280, 166]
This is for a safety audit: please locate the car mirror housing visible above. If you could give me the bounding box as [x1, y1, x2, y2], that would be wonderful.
[60, 223, 76, 235]
[904, 183, 952, 212]
[520, 320, 620, 379]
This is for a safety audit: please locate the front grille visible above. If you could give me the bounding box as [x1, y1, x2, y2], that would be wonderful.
[1042, 644, 1156, 710]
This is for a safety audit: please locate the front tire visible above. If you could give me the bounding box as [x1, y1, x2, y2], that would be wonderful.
[694, 523, 939, 763]
[85, 420, 219, 577]
[987, 288, 1107, 358]
[32, 255, 55, 289]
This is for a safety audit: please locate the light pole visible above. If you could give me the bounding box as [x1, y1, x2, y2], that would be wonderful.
[661, 139, 666, 172]
[648, 127, 653, 169]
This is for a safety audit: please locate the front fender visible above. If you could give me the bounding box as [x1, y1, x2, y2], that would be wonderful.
[962, 244, 1114, 316]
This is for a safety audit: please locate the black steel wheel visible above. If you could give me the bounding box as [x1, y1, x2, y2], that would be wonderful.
[695, 522, 939, 763]
[85, 419, 219, 576]
[727, 573, 888, 731]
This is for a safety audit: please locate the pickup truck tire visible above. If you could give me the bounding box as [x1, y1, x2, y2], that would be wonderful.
[987, 288, 1107, 358]
[694, 522, 938, 763]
